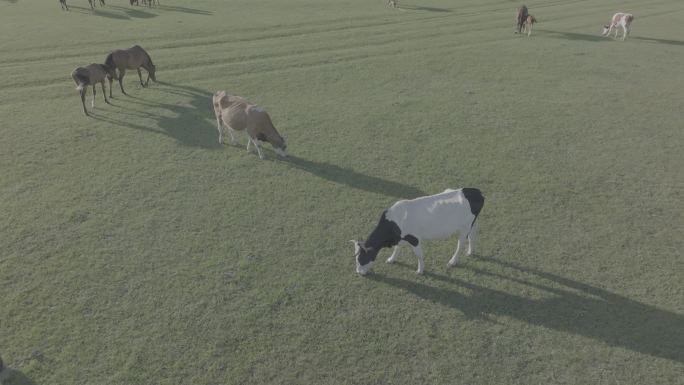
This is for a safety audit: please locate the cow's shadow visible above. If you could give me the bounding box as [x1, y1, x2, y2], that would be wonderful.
[282, 155, 426, 199]
[369, 256, 684, 363]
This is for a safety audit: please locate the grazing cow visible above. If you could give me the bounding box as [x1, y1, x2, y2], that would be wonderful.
[515, 5, 529, 34]
[521, 15, 537, 37]
[60, 0, 68, 10]
[71, 63, 110, 116]
[602, 12, 634, 41]
[352, 188, 485, 275]
[213, 91, 288, 159]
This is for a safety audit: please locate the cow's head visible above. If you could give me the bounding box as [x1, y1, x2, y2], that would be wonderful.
[351, 240, 376, 275]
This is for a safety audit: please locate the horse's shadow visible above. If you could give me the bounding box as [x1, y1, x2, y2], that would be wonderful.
[155, 4, 212, 15]
[631, 36, 684, 46]
[369, 256, 684, 363]
[282, 155, 426, 199]
[397, 4, 451, 13]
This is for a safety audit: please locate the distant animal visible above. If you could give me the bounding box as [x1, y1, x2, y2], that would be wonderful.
[515, 5, 529, 34]
[87, 0, 94, 8]
[387, 0, 396, 8]
[602, 12, 634, 41]
[71, 63, 110, 116]
[103, 45, 156, 98]
[129, 0, 138, 5]
[352, 188, 485, 275]
[521, 15, 537, 37]
[60, 0, 68, 11]
[212, 91, 288, 159]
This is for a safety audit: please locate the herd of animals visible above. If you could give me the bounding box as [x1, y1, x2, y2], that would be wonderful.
[69, 3, 635, 276]
[58, 0, 159, 11]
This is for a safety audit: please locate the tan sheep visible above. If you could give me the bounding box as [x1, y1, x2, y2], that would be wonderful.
[212, 91, 287, 159]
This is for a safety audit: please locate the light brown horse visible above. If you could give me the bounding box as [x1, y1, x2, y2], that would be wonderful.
[71, 63, 110, 116]
[103, 45, 156, 98]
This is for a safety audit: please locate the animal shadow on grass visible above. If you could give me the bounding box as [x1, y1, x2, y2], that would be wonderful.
[155, 4, 212, 15]
[91, 81, 221, 149]
[631, 36, 684, 46]
[108, 5, 157, 19]
[283, 156, 426, 199]
[0, 368, 37, 385]
[536, 29, 606, 42]
[370, 256, 684, 363]
[397, 4, 451, 12]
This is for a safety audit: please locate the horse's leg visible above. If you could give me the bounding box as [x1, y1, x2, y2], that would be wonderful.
[136, 68, 145, 87]
[91, 84, 96, 109]
[101, 81, 109, 104]
[80, 88, 88, 116]
[118, 69, 127, 95]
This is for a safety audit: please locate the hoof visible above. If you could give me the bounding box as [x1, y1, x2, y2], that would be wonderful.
[386, 258, 395, 264]
[415, 270, 424, 275]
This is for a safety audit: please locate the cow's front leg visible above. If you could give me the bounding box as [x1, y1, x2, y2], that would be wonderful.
[411, 243, 424, 274]
[386, 244, 402, 264]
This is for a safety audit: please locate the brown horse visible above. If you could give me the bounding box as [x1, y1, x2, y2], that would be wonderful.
[103, 45, 156, 98]
[71, 63, 110, 116]
[515, 5, 529, 34]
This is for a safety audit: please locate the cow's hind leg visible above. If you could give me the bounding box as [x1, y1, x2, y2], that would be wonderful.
[410, 243, 425, 274]
[448, 234, 467, 267]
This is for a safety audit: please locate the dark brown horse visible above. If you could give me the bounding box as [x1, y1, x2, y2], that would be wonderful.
[71, 63, 110, 116]
[515, 5, 529, 34]
[103, 45, 156, 98]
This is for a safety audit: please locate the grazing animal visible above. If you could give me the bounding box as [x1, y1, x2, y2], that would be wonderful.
[71, 63, 110, 116]
[515, 5, 529, 34]
[60, 0, 68, 10]
[130, 0, 138, 5]
[521, 15, 537, 37]
[387, 0, 396, 8]
[352, 188, 485, 275]
[212, 91, 288, 159]
[602, 12, 634, 41]
[103, 45, 156, 98]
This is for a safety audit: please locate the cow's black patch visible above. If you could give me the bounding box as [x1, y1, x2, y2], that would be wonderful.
[461, 188, 485, 217]
[403, 234, 419, 247]
[359, 211, 402, 265]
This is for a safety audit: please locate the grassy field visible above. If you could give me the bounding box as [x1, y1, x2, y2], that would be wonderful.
[1, 0, 683, 384]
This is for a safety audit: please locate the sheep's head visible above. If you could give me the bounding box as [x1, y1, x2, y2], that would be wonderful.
[351, 240, 376, 275]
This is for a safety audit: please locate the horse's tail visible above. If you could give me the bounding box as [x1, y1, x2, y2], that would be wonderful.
[72, 68, 89, 90]
[104, 53, 117, 79]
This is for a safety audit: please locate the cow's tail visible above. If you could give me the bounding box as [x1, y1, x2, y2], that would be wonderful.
[461, 188, 485, 230]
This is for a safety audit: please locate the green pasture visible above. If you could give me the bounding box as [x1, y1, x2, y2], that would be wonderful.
[1, 0, 683, 383]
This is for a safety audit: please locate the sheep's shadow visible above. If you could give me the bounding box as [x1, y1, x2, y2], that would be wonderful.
[369, 256, 684, 363]
[631, 36, 684, 46]
[536, 29, 606, 42]
[96, 81, 220, 149]
[282, 156, 427, 199]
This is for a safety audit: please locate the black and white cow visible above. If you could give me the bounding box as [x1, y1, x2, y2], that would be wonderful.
[351, 188, 485, 275]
